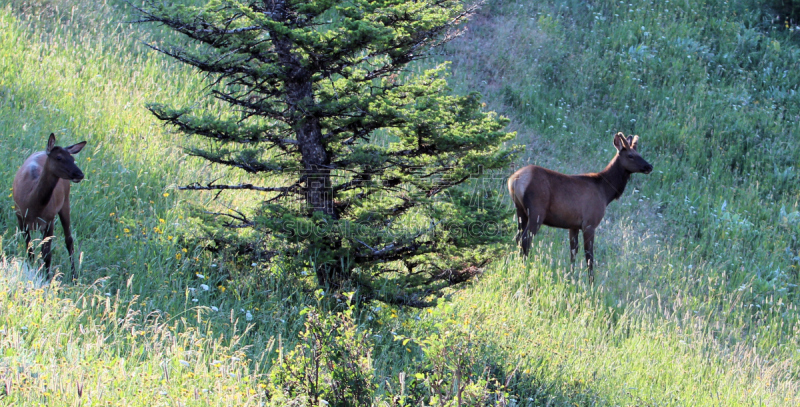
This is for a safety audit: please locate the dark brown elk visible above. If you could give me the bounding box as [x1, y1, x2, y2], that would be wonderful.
[13, 133, 86, 280]
[507, 132, 652, 284]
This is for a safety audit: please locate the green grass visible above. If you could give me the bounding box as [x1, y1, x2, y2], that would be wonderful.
[429, 0, 800, 404]
[1, 0, 800, 405]
[0, 2, 310, 405]
[0, 255, 276, 405]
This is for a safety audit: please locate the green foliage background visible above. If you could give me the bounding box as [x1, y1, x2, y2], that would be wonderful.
[0, 0, 799, 405]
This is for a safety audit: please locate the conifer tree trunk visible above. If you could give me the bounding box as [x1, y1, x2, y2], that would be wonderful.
[275, 25, 335, 218]
[297, 118, 335, 218]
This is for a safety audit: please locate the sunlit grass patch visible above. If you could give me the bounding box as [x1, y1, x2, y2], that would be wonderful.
[0, 252, 277, 406]
[0, 2, 310, 403]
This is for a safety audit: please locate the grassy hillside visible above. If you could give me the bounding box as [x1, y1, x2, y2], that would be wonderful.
[0, 2, 312, 405]
[433, 0, 800, 404]
[0, 0, 799, 405]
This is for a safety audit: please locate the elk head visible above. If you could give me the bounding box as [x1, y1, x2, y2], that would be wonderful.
[613, 132, 653, 174]
[45, 133, 86, 183]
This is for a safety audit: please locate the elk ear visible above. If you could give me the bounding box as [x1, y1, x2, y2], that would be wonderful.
[65, 141, 87, 154]
[46, 133, 56, 155]
[630, 135, 640, 150]
[613, 132, 629, 151]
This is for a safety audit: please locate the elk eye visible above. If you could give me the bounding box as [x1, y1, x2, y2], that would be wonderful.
[56, 156, 62, 161]
[627, 153, 634, 159]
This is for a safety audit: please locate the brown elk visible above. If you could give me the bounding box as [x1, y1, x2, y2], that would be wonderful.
[13, 133, 87, 280]
[507, 132, 652, 284]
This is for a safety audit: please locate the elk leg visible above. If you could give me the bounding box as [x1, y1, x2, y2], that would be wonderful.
[514, 206, 528, 245]
[520, 211, 544, 257]
[24, 229, 34, 262]
[41, 223, 55, 280]
[17, 214, 34, 262]
[24, 232, 33, 262]
[582, 226, 595, 284]
[59, 210, 76, 280]
[520, 193, 546, 257]
[569, 229, 580, 264]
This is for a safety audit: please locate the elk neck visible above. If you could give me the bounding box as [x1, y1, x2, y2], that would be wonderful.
[595, 154, 631, 204]
[33, 161, 62, 208]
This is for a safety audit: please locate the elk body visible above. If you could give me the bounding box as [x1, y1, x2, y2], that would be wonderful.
[13, 133, 86, 280]
[507, 132, 652, 283]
